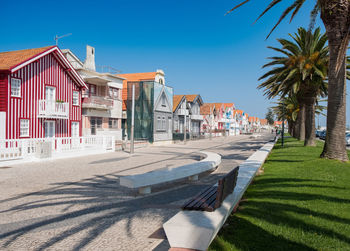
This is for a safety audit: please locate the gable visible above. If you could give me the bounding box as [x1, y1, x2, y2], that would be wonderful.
[154, 88, 172, 113]
[1, 46, 86, 89]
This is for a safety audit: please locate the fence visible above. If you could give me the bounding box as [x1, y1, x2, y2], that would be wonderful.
[0, 135, 115, 162]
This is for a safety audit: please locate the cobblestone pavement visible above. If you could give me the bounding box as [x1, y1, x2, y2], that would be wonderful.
[0, 133, 274, 251]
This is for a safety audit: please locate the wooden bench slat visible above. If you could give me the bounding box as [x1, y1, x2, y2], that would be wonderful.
[182, 166, 240, 212]
[192, 188, 217, 211]
[182, 186, 214, 209]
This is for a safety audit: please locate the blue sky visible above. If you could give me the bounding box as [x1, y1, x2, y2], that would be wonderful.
[1, 0, 346, 126]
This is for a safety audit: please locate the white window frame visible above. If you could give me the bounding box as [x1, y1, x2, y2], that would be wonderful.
[73, 91, 79, 106]
[11, 78, 21, 97]
[20, 119, 29, 137]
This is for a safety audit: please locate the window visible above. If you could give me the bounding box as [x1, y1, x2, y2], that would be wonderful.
[161, 95, 166, 107]
[109, 118, 119, 129]
[109, 87, 119, 99]
[162, 116, 166, 130]
[89, 84, 96, 96]
[96, 117, 102, 128]
[73, 91, 79, 105]
[11, 78, 21, 97]
[157, 116, 161, 131]
[20, 119, 29, 137]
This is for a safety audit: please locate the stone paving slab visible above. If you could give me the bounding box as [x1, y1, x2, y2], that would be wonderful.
[0, 133, 274, 250]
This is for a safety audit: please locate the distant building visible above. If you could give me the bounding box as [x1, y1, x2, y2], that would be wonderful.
[118, 70, 173, 143]
[0, 46, 87, 140]
[172, 94, 203, 139]
[62, 46, 124, 140]
[200, 103, 216, 135]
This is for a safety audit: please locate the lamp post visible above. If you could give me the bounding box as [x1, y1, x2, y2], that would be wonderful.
[130, 84, 135, 154]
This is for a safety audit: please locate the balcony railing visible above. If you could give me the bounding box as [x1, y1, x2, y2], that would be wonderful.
[82, 96, 114, 110]
[177, 109, 189, 116]
[190, 114, 203, 121]
[38, 100, 69, 119]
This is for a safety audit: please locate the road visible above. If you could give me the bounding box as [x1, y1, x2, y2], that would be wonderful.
[0, 133, 274, 251]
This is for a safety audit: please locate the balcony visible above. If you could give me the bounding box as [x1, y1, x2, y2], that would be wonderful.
[38, 100, 69, 119]
[82, 96, 114, 110]
[190, 114, 203, 121]
[177, 109, 189, 116]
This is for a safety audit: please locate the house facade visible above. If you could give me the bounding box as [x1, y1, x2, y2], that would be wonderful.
[200, 103, 216, 136]
[63, 46, 123, 140]
[173, 94, 203, 140]
[118, 70, 173, 143]
[185, 95, 203, 138]
[222, 103, 236, 136]
[0, 46, 87, 140]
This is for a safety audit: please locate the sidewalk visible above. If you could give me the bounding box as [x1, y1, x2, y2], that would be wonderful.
[0, 133, 274, 251]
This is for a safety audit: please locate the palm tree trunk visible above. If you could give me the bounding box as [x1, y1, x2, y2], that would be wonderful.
[320, 0, 350, 161]
[296, 103, 305, 141]
[304, 97, 316, 146]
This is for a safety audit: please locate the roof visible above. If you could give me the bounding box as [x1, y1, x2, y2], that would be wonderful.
[205, 103, 223, 111]
[260, 119, 268, 125]
[200, 103, 216, 115]
[0, 46, 87, 88]
[122, 80, 128, 110]
[235, 110, 244, 115]
[117, 72, 157, 82]
[184, 95, 198, 103]
[0, 46, 54, 71]
[173, 95, 185, 112]
[223, 103, 235, 110]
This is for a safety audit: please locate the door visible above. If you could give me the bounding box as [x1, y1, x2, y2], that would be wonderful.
[45, 121, 55, 138]
[45, 86, 56, 113]
[71, 122, 80, 148]
[91, 117, 96, 135]
[71, 122, 79, 137]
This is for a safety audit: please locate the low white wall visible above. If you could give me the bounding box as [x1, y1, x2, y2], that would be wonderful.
[163, 139, 277, 250]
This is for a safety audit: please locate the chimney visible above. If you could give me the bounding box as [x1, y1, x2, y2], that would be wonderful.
[83, 45, 96, 71]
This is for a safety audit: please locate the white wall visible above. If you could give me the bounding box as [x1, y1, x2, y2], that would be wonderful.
[0, 112, 5, 140]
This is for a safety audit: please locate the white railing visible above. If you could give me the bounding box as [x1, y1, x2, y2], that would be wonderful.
[38, 100, 69, 119]
[190, 114, 203, 121]
[0, 136, 115, 162]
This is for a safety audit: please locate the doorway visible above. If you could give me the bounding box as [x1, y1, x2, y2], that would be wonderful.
[45, 121, 55, 138]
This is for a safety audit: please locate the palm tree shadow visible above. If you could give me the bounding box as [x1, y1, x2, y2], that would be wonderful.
[0, 171, 217, 250]
[211, 216, 317, 251]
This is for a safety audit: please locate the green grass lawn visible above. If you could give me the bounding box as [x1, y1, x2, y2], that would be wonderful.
[209, 137, 350, 251]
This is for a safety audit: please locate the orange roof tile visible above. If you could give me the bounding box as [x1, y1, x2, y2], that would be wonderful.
[260, 119, 268, 125]
[200, 103, 216, 115]
[184, 95, 198, 103]
[117, 72, 157, 82]
[223, 103, 235, 109]
[173, 95, 184, 112]
[0, 46, 55, 71]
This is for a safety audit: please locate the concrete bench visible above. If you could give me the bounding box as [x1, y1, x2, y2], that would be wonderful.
[163, 139, 277, 251]
[119, 151, 221, 194]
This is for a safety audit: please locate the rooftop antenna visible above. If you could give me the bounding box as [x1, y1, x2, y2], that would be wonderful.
[54, 33, 72, 46]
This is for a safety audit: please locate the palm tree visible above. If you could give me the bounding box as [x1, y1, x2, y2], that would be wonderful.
[273, 95, 326, 138]
[272, 95, 299, 137]
[258, 27, 328, 146]
[227, 0, 350, 160]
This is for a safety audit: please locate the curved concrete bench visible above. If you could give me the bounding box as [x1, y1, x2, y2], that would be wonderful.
[163, 140, 277, 251]
[119, 151, 221, 194]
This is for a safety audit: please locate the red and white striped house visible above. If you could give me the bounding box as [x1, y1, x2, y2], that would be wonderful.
[0, 46, 87, 140]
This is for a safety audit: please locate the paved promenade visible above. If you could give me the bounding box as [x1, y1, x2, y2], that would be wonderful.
[0, 133, 274, 251]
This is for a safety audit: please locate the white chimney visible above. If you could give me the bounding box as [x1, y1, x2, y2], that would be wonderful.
[83, 45, 96, 71]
